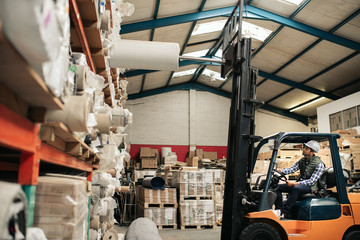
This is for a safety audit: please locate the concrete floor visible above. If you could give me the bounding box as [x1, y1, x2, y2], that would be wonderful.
[114, 224, 221, 240]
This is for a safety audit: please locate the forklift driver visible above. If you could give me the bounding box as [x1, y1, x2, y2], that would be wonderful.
[274, 140, 325, 218]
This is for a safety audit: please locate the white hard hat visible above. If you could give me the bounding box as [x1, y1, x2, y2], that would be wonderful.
[304, 140, 320, 153]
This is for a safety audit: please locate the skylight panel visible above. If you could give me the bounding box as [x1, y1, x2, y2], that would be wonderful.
[173, 68, 196, 78]
[191, 19, 272, 42]
[192, 20, 227, 36]
[242, 21, 272, 42]
[203, 69, 225, 82]
[279, 0, 304, 5]
[183, 49, 209, 57]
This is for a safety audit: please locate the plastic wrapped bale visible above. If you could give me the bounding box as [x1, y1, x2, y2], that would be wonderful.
[125, 218, 161, 240]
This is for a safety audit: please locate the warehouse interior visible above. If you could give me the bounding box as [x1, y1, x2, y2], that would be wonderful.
[0, 0, 360, 239]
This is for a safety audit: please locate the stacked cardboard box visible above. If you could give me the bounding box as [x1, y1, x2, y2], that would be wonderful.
[179, 200, 216, 228]
[172, 170, 216, 228]
[136, 186, 178, 228]
[133, 170, 157, 182]
[33, 175, 89, 240]
[140, 147, 158, 169]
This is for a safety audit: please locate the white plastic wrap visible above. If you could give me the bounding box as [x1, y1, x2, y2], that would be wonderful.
[120, 2, 135, 16]
[0, 0, 61, 64]
[72, 52, 89, 66]
[340, 152, 352, 171]
[27, 228, 48, 240]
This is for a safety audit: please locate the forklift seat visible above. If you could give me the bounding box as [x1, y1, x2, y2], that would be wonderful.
[289, 167, 349, 220]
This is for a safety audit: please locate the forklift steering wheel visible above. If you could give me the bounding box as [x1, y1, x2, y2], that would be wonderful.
[274, 169, 287, 181]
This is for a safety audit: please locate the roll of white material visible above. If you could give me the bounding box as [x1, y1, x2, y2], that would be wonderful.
[104, 229, 118, 240]
[100, 10, 111, 31]
[96, 113, 111, 134]
[161, 147, 172, 157]
[0, 0, 61, 64]
[45, 96, 91, 132]
[76, 65, 87, 91]
[110, 39, 179, 71]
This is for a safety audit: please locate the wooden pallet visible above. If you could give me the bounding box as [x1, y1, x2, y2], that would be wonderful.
[180, 224, 216, 230]
[179, 195, 213, 201]
[40, 122, 100, 164]
[137, 201, 178, 209]
[157, 224, 177, 230]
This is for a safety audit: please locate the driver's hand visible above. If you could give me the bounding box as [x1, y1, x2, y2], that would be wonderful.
[286, 181, 299, 187]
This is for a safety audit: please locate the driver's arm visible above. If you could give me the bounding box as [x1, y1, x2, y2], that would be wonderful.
[279, 161, 300, 175]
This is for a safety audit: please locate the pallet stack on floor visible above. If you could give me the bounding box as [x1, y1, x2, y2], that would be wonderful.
[172, 170, 216, 230]
[136, 186, 178, 229]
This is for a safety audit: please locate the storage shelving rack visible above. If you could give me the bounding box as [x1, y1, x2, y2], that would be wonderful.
[0, 0, 107, 229]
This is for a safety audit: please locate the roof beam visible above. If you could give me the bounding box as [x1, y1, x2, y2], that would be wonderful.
[257, 9, 360, 87]
[121, 5, 360, 52]
[251, 0, 311, 58]
[258, 70, 340, 100]
[264, 51, 358, 104]
[128, 82, 308, 125]
[246, 5, 360, 52]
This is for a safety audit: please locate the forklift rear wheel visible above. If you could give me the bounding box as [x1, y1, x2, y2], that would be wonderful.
[344, 230, 360, 240]
[240, 222, 281, 240]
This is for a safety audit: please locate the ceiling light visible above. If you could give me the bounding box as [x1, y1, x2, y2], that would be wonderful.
[289, 97, 325, 112]
[173, 68, 197, 78]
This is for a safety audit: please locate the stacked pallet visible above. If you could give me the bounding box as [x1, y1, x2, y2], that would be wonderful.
[140, 147, 158, 169]
[212, 169, 225, 224]
[136, 186, 178, 229]
[33, 175, 90, 240]
[334, 129, 360, 173]
[172, 170, 216, 229]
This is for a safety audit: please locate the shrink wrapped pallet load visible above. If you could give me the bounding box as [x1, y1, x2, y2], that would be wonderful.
[179, 200, 215, 226]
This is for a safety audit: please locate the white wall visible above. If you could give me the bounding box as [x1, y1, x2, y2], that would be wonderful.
[126, 90, 311, 145]
[317, 91, 360, 133]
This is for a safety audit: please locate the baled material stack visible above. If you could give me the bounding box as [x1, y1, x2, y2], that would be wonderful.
[136, 186, 178, 229]
[171, 170, 216, 229]
[33, 175, 89, 240]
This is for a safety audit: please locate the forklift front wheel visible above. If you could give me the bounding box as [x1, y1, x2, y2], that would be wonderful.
[343, 230, 360, 240]
[240, 222, 281, 240]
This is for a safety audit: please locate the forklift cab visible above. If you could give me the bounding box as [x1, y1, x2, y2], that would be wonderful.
[240, 132, 360, 240]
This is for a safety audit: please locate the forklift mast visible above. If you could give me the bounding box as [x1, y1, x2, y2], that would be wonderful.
[220, 1, 264, 239]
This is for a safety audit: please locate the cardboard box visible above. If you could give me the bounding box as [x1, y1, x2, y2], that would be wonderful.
[137, 206, 177, 226]
[141, 158, 157, 169]
[140, 147, 156, 158]
[352, 151, 360, 171]
[137, 186, 177, 203]
[212, 169, 225, 184]
[179, 200, 215, 226]
[186, 156, 199, 167]
[133, 170, 157, 182]
[215, 204, 223, 222]
[203, 152, 217, 160]
[214, 184, 224, 204]
[189, 151, 195, 158]
[171, 170, 214, 186]
[195, 149, 204, 159]
[179, 182, 214, 197]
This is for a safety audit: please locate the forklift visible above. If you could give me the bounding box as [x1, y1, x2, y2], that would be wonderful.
[219, 1, 360, 239]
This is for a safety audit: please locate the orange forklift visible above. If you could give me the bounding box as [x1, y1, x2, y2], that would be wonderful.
[219, 1, 360, 239]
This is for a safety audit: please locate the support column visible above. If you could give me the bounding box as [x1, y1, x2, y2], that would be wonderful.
[189, 89, 197, 151]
